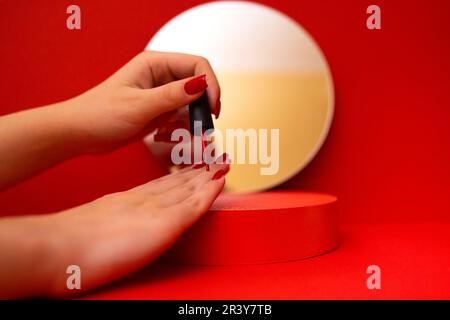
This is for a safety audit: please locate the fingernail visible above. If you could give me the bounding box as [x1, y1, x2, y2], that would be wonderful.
[193, 163, 206, 169]
[212, 169, 227, 180]
[215, 99, 221, 119]
[184, 74, 207, 95]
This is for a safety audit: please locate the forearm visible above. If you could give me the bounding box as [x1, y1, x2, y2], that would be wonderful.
[0, 215, 59, 298]
[0, 101, 85, 190]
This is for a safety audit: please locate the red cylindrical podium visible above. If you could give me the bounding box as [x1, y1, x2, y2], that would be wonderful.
[164, 191, 339, 265]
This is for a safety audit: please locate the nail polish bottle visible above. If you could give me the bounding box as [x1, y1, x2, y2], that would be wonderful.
[189, 92, 214, 135]
[189, 92, 214, 170]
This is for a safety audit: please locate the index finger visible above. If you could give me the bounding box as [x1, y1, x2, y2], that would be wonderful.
[140, 51, 221, 119]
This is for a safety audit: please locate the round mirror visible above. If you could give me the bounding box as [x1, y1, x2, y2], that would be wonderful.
[146, 1, 334, 193]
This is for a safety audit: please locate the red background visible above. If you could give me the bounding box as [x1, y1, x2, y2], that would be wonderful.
[1, 0, 450, 299]
[1, 0, 449, 223]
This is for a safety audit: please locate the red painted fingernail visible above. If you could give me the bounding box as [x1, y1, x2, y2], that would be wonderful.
[184, 74, 207, 95]
[212, 169, 227, 180]
[215, 99, 221, 119]
[193, 163, 206, 169]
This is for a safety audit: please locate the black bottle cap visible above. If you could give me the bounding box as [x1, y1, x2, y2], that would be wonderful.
[189, 92, 215, 136]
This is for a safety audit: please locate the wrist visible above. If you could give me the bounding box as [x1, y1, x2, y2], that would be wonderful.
[53, 98, 96, 156]
[60, 93, 123, 155]
[21, 214, 77, 298]
[0, 215, 62, 298]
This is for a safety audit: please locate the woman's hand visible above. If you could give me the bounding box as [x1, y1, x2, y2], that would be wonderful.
[66, 51, 221, 153]
[0, 160, 229, 298]
[0, 51, 221, 189]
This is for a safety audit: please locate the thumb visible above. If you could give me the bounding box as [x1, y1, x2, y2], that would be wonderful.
[140, 74, 208, 119]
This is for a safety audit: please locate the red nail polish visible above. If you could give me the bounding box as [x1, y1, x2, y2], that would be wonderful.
[184, 75, 207, 95]
[215, 99, 221, 119]
[212, 169, 227, 180]
[193, 163, 206, 169]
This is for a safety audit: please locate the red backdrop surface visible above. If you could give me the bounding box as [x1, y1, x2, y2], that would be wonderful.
[1, 0, 450, 300]
[1, 0, 450, 222]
